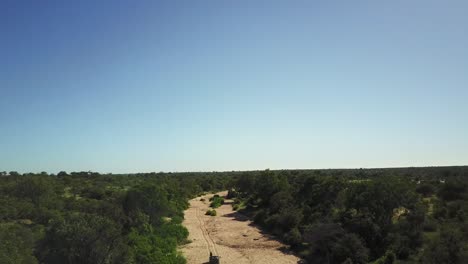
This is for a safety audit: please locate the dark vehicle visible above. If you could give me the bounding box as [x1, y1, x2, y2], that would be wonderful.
[209, 252, 220, 264]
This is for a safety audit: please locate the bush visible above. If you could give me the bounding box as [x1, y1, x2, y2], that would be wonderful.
[277, 207, 303, 231]
[209, 194, 220, 201]
[232, 198, 245, 211]
[205, 210, 217, 216]
[38, 213, 127, 264]
[156, 223, 189, 244]
[284, 227, 302, 246]
[209, 195, 224, 208]
[253, 209, 267, 225]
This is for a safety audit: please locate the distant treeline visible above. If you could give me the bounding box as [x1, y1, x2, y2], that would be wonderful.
[229, 166, 468, 263]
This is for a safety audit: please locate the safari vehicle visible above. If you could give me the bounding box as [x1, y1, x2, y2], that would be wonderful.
[209, 252, 220, 264]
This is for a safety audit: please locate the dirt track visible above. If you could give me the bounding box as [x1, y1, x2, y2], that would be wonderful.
[180, 191, 300, 264]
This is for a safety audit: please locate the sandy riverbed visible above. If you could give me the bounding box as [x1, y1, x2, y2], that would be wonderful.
[180, 191, 300, 264]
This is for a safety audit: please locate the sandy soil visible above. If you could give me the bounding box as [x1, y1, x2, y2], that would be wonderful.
[180, 191, 300, 264]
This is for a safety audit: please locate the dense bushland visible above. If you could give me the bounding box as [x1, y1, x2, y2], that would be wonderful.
[0, 171, 230, 264]
[230, 167, 468, 264]
[1, 167, 467, 263]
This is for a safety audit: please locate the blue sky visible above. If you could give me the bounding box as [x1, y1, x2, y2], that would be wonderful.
[1, 0, 467, 173]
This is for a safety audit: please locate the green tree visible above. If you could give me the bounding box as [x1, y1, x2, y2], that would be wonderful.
[124, 184, 177, 226]
[9, 171, 20, 176]
[0, 224, 38, 264]
[421, 226, 464, 264]
[38, 213, 128, 264]
[438, 180, 466, 201]
[416, 183, 435, 197]
[303, 224, 369, 264]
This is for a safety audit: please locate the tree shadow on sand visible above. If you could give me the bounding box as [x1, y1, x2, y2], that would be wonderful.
[222, 211, 250, 222]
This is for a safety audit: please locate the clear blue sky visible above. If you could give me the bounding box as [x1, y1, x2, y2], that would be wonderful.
[1, 0, 467, 173]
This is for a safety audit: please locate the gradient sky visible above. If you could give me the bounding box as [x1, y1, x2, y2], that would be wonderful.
[1, 0, 467, 173]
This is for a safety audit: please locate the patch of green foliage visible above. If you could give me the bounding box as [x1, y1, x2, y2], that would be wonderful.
[232, 198, 246, 211]
[206, 209, 217, 216]
[0, 223, 38, 264]
[209, 194, 224, 208]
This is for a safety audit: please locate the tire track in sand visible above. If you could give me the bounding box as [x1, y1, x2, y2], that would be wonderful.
[195, 204, 219, 256]
[181, 192, 300, 264]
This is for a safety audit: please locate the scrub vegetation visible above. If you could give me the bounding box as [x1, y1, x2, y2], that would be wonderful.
[230, 167, 468, 264]
[0, 171, 230, 264]
[1, 166, 467, 263]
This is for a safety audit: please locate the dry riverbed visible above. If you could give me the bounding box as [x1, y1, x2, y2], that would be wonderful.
[180, 191, 300, 264]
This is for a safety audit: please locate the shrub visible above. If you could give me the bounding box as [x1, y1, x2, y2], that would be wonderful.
[209, 195, 224, 208]
[253, 209, 267, 225]
[232, 198, 245, 211]
[156, 223, 189, 244]
[284, 227, 302, 246]
[209, 195, 220, 201]
[205, 210, 217, 216]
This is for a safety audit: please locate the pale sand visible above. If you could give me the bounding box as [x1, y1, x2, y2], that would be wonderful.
[180, 191, 301, 264]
